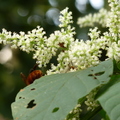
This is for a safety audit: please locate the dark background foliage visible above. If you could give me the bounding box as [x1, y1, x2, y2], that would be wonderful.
[0, 0, 108, 119]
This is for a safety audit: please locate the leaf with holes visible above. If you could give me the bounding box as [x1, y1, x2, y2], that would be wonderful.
[98, 75, 120, 120]
[11, 59, 113, 120]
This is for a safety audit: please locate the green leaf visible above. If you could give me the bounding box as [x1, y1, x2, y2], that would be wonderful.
[98, 76, 120, 120]
[11, 59, 113, 120]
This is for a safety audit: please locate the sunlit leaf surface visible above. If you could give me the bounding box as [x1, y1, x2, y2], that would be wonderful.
[98, 76, 120, 120]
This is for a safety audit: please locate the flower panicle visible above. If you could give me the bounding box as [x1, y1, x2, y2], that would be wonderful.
[0, 2, 120, 72]
[59, 7, 73, 28]
[77, 8, 109, 28]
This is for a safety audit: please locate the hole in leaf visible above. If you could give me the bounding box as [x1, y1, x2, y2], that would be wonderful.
[99, 49, 108, 61]
[88, 74, 93, 76]
[19, 97, 25, 99]
[27, 100, 36, 109]
[31, 88, 35, 90]
[52, 107, 59, 113]
[94, 77, 97, 79]
[109, 75, 112, 77]
[88, 71, 105, 77]
[94, 71, 105, 76]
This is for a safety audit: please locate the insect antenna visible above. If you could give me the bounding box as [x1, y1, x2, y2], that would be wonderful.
[20, 72, 27, 83]
[29, 63, 39, 73]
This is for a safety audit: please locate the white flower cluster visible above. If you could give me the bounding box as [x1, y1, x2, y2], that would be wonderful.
[107, 41, 120, 61]
[85, 88, 99, 111]
[105, 0, 120, 61]
[0, 7, 77, 69]
[0, 0, 120, 72]
[59, 7, 73, 28]
[68, 39, 100, 70]
[77, 8, 110, 28]
[77, 0, 120, 62]
[107, 0, 120, 38]
[47, 27, 107, 75]
[0, 26, 46, 53]
[64, 104, 82, 120]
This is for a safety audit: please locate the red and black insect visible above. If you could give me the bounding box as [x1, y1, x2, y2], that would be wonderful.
[20, 64, 43, 85]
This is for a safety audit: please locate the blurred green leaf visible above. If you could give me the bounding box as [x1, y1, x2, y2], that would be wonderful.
[98, 75, 120, 120]
[11, 59, 113, 120]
